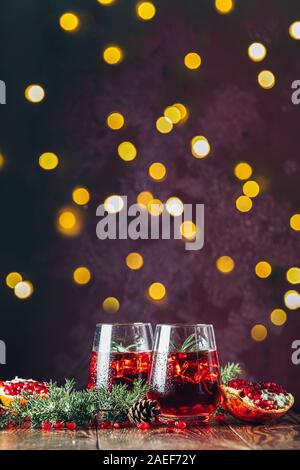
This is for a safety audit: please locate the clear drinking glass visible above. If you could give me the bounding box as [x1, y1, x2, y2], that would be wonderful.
[88, 323, 153, 389]
[148, 324, 221, 423]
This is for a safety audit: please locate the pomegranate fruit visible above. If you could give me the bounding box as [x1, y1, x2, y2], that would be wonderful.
[220, 379, 294, 423]
[0, 377, 49, 407]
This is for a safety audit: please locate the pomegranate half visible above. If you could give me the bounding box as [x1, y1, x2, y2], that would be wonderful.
[0, 377, 49, 407]
[220, 379, 294, 423]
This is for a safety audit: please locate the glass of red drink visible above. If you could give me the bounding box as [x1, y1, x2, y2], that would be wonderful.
[148, 324, 221, 423]
[88, 323, 153, 390]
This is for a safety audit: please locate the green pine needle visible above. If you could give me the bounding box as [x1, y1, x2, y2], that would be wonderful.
[221, 362, 242, 384]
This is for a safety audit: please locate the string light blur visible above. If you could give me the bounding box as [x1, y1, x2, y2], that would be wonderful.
[14, 281, 33, 300]
[57, 208, 81, 236]
[243, 180, 260, 198]
[289, 21, 300, 40]
[270, 309, 287, 326]
[258, 70, 275, 89]
[290, 214, 300, 231]
[255, 261, 272, 279]
[251, 324, 267, 342]
[97, 0, 116, 5]
[104, 195, 124, 214]
[286, 267, 300, 285]
[137, 191, 153, 208]
[103, 46, 123, 65]
[6, 272, 23, 289]
[216, 256, 235, 274]
[136, 2, 156, 21]
[25, 85, 45, 103]
[118, 141, 137, 161]
[180, 221, 197, 240]
[156, 116, 173, 134]
[164, 106, 181, 124]
[191, 136, 210, 158]
[173, 103, 188, 122]
[0, 153, 5, 169]
[215, 0, 234, 14]
[235, 195, 252, 212]
[248, 42, 267, 62]
[126, 252, 144, 270]
[148, 162, 167, 181]
[107, 112, 125, 130]
[102, 297, 120, 313]
[184, 52, 201, 70]
[72, 187, 90, 206]
[39, 152, 59, 170]
[59, 12, 80, 32]
[148, 282, 166, 301]
[73, 267, 91, 285]
[234, 162, 252, 180]
[284, 290, 300, 310]
[166, 197, 184, 217]
[147, 198, 164, 216]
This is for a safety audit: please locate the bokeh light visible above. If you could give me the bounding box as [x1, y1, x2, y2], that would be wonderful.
[289, 21, 300, 40]
[103, 46, 123, 65]
[251, 324, 267, 342]
[191, 136, 210, 158]
[180, 221, 197, 240]
[136, 2, 156, 21]
[255, 261, 272, 279]
[147, 198, 164, 216]
[290, 214, 300, 231]
[248, 42, 267, 62]
[284, 290, 300, 310]
[156, 116, 173, 134]
[104, 195, 124, 214]
[73, 267, 91, 285]
[184, 52, 201, 70]
[25, 84, 45, 103]
[173, 103, 188, 122]
[97, 0, 115, 5]
[270, 309, 287, 326]
[38, 152, 59, 170]
[258, 70, 275, 89]
[148, 282, 166, 301]
[57, 208, 81, 236]
[126, 252, 144, 270]
[72, 187, 90, 206]
[0, 153, 5, 169]
[14, 281, 34, 300]
[234, 162, 252, 180]
[216, 256, 235, 274]
[6, 272, 23, 289]
[164, 106, 181, 124]
[286, 267, 300, 285]
[166, 197, 184, 217]
[59, 12, 80, 32]
[118, 141, 137, 161]
[137, 191, 154, 208]
[102, 297, 120, 313]
[107, 112, 125, 130]
[235, 195, 252, 212]
[243, 180, 260, 198]
[215, 0, 234, 14]
[148, 162, 167, 181]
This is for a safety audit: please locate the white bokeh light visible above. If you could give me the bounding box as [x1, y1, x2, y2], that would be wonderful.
[166, 197, 184, 217]
[248, 42, 267, 62]
[104, 195, 124, 214]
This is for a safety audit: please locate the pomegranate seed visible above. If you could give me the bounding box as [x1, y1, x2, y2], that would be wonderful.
[41, 422, 52, 431]
[137, 422, 151, 430]
[113, 422, 121, 429]
[54, 422, 65, 429]
[66, 422, 76, 431]
[175, 420, 187, 430]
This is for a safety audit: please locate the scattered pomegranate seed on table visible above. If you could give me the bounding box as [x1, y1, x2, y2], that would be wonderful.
[137, 422, 151, 430]
[66, 422, 76, 431]
[41, 421, 52, 431]
[175, 420, 187, 429]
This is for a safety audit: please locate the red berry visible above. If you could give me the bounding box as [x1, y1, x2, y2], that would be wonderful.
[7, 422, 15, 430]
[66, 422, 76, 431]
[113, 422, 121, 429]
[137, 422, 151, 430]
[41, 421, 51, 431]
[54, 421, 65, 429]
[175, 420, 187, 430]
[99, 420, 111, 429]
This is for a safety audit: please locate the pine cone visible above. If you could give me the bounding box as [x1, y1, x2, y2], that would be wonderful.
[128, 399, 160, 425]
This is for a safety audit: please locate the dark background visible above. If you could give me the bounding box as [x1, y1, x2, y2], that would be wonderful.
[0, 0, 299, 407]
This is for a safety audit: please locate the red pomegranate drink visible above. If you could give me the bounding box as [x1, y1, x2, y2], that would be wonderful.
[88, 350, 152, 389]
[148, 324, 221, 423]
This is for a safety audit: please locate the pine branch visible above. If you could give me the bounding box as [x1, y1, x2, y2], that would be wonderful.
[221, 362, 242, 384]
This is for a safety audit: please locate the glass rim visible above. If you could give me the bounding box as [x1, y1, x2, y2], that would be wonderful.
[155, 323, 214, 328]
[95, 322, 152, 328]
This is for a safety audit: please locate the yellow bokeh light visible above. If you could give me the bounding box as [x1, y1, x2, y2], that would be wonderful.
[6, 272, 23, 289]
[156, 116, 173, 134]
[234, 162, 253, 180]
[147, 198, 164, 216]
[118, 141, 137, 161]
[191, 136, 210, 158]
[270, 309, 287, 326]
[258, 70, 275, 89]
[180, 221, 197, 240]
[286, 267, 300, 285]
[97, 0, 115, 5]
[148, 282, 166, 301]
[137, 191, 154, 208]
[104, 195, 124, 214]
[284, 290, 300, 310]
[57, 208, 81, 236]
[290, 214, 300, 231]
[148, 162, 167, 181]
[126, 252, 144, 270]
[164, 106, 181, 124]
[39, 152, 59, 171]
[251, 324, 267, 342]
[73, 267, 91, 285]
[255, 261, 272, 279]
[0, 153, 5, 169]
[243, 180, 260, 198]
[235, 195, 252, 213]
[72, 187, 90, 206]
[248, 42, 267, 62]
[107, 112, 125, 130]
[136, 2, 156, 21]
[14, 281, 34, 300]
[103, 45, 123, 65]
[102, 297, 120, 313]
[289, 21, 300, 40]
[184, 52, 201, 70]
[59, 12, 80, 32]
[166, 197, 184, 217]
[216, 256, 235, 274]
[25, 84, 45, 103]
[173, 103, 188, 122]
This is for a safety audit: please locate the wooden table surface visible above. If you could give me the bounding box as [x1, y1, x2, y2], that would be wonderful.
[0, 413, 299, 450]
